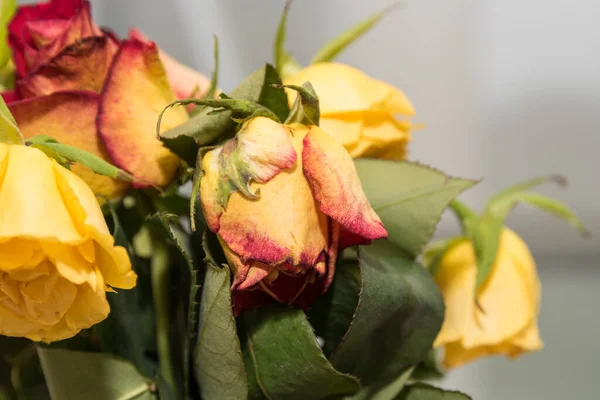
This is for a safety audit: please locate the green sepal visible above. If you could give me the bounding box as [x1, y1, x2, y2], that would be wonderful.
[26, 135, 136, 182]
[157, 98, 280, 143]
[160, 64, 287, 167]
[310, 4, 395, 64]
[273, 0, 302, 78]
[448, 174, 588, 292]
[277, 82, 320, 126]
[205, 35, 220, 101]
[0, 93, 24, 145]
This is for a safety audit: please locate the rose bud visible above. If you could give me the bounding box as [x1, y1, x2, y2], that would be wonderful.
[285, 62, 415, 160]
[200, 117, 387, 314]
[0, 143, 136, 342]
[434, 229, 543, 368]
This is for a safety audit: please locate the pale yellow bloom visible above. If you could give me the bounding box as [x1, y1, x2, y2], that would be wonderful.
[285, 62, 415, 160]
[434, 229, 543, 368]
[0, 143, 136, 342]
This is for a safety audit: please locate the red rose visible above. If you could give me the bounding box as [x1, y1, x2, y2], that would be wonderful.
[2, 0, 210, 198]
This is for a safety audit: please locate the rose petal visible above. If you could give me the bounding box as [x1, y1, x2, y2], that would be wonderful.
[8, 91, 129, 200]
[1, 90, 20, 103]
[27, 2, 101, 72]
[8, 0, 85, 76]
[97, 37, 187, 188]
[0, 144, 83, 243]
[17, 36, 117, 98]
[285, 62, 415, 115]
[301, 124, 387, 247]
[128, 28, 210, 100]
[207, 124, 329, 267]
[26, 19, 69, 48]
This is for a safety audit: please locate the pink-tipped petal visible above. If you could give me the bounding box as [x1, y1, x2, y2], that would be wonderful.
[97, 37, 187, 188]
[302, 125, 387, 247]
[128, 28, 210, 100]
[209, 123, 329, 267]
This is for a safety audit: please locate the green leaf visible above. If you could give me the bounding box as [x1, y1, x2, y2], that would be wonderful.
[330, 240, 444, 397]
[149, 212, 199, 398]
[160, 65, 285, 165]
[411, 350, 444, 381]
[194, 262, 248, 400]
[244, 305, 361, 400]
[396, 383, 472, 400]
[0, 94, 23, 145]
[273, 0, 302, 78]
[258, 64, 289, 122]
[307, 260, 361, 357]
[355, 159, 476, 258]
[310, 5, 394, 64]
[239, 323, 269, 400]
[347, 366, 414, 400]
[154, 193, 191, 217]
[37, 348, 156, 400]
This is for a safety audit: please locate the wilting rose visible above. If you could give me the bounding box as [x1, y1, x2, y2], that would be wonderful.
[285, 62, 415, 160]
[200, 117, 387, 314]
[3, 0, 209, 199]
[434, 228, 543, 368]
[0, 143, 136, 342]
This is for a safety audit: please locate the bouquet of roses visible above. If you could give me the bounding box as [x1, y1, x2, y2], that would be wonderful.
[0, 1, 587, 399]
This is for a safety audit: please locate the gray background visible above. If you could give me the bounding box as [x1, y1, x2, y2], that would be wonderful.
[22, 0, 600, 398]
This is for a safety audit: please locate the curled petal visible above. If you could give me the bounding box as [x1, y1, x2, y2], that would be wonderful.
[211, 125, 328, 267]
[301, 124, 387, 247]
[23, 2, 101, 73]
[17, 36, 117, 98]
[97, 37, 187, 188]
[8, 0, 86, 76]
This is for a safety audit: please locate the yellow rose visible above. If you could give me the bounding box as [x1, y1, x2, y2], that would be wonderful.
[0, 143, 136, 343]
[434, 228, 543, 368]
[200, 117, 387, 314]
[284, 62, 415, 160]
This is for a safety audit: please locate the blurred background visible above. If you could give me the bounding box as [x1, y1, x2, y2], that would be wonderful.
[23, 0, 600, 398]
